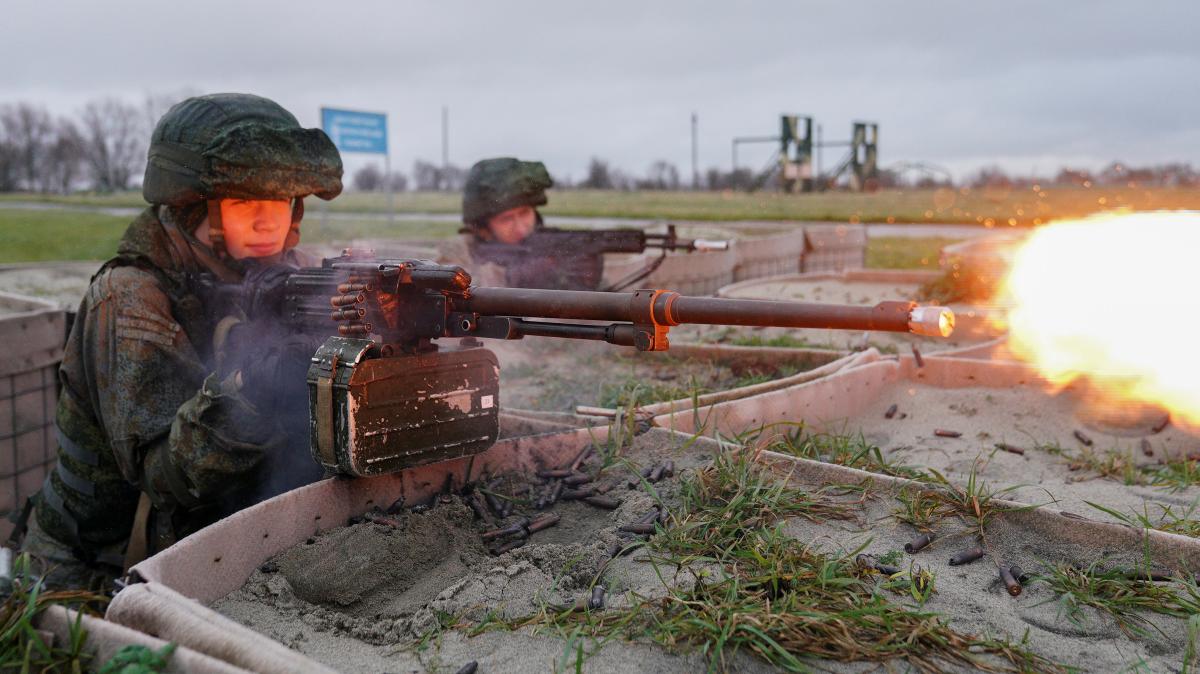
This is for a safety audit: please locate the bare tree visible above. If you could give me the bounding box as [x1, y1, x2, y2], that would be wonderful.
[580, 157, 613, 189]
[78, 98, 145, 191]
[638, 160, 680, 190]
[413, 160, 440, 191]
[387, 171, 409, 192]
[0, 103, 55, 191]
[353, 163, 384, 191]
[44, 117, 85, 193]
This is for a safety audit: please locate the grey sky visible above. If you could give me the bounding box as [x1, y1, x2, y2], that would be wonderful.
[4, 1, 1198, 181]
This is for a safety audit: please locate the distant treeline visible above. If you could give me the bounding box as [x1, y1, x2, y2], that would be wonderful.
[3, 95, 1197, 195]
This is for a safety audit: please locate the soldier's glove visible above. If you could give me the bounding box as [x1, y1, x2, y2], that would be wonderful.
[214, 318, 316, 411]
[238, 261, 296, 320]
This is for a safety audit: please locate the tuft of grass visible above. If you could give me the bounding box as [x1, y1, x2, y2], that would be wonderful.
[893, 487, 954, 532]
[0, 553, 110, 672]
[1035, 561, 1200, 640]
[1086, 498, 1200, 538]
[522, 451, 1066, 674]
[761, 430, 932, 482]
[1039, 442, 1200, 491]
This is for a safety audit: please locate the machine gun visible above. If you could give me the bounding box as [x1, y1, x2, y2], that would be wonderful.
[226, 251, 953, 478]
[468, 224, 730, 291]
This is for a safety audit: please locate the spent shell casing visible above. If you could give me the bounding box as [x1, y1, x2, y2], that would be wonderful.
[1122, 568, 1173, 582]
[636, 507, 662, 525]
[949, 547, 985, 566]
[1073, 429, 1094, 447]
[1152, 415, 1171, 434]
[365, 513, 402, 528]
[454, 662, 478, 674]
[662, 459, 675, 478]
[560, 487, 596, 501]
[466, 494, 492, 524]
[546, 481, 565, 506]
[884, 403, 899, 419]
[483, 491, 505, 517]
[569, 445, 595, 471]
[482, 517, 530, 541]
[593, 482, 613, 495]
[905, 533, 933, 553]
[584, 496, 620, 510]
[995, 442, 1026, 456]
[527, 513, 561, 533]
[589, 585, 606, 610]
[911, 343, 925, 368]
[934, 429, 962, 438]
[385, 496, 406, 515]
[563, 472, 592, 486]
[619, 522, 657, 535]
[627, 468, 651, 488]
[491, 538, 527, 556]
[538, 469, 574, 479]
[649, 464, 666, 483]
[999, 565, 1022, 596]
[875, 563, 901, 576]
[1140, 438, 1154, 457]
[1008, 564, 1028, 583]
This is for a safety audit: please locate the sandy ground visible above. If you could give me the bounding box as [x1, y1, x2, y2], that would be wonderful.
[211, 427, 1196, 673]
[843, 378, 1200, 531]
[214, 431, 780, 673]
[0, 263, 100, 310]
[491, 338, 824, 414]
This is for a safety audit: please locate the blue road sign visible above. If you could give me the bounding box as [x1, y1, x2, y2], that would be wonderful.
[321, 108, 388, 154]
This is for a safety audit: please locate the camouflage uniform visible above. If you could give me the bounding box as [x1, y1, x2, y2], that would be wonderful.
[22, 94, 342, 589]
[438, 158, 553, 287]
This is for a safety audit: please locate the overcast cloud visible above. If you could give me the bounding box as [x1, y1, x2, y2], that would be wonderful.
[4, 1, 1198, 181]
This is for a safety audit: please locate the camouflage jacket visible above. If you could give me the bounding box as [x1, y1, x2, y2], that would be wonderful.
[35, 207, 322, 560]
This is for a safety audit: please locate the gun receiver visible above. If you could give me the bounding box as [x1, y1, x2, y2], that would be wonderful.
[468, 224, 729, 291]
[236, 252, 952, 477]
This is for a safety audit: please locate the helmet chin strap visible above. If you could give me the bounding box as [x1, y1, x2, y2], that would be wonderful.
[205, 199, 227, 258]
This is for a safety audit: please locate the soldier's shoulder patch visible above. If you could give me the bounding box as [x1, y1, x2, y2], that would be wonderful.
[116, 306, 181, 348]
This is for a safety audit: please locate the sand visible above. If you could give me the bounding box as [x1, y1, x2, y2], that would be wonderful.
[844, 379, 1200, 529]
[211, 427, 1197, 673]
[0, 263, 100, 311]
[492, 338, 819, 413]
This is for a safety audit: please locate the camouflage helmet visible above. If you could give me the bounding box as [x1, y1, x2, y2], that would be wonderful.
[143, 93, 343, 206]
[462, 158, 553, 228]
[142, 93, 343, 257]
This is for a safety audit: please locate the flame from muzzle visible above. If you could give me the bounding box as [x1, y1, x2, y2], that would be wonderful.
[996, 211, 1200, 426]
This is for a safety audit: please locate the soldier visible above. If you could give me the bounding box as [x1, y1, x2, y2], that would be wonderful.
[19, 93, 343, 589]
[439, 157, 555, 287]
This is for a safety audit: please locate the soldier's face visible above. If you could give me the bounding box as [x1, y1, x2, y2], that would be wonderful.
[220, 199, 293, 259]
[486, 206, 536, 244]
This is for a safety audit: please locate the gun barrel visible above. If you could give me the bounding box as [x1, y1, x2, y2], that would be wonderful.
[463, 287, 954, 337]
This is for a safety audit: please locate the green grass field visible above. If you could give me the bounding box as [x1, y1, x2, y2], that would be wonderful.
[0, 207, 955, 267]
[4, 185, 1199, 225]
[0, 209, 453, 263]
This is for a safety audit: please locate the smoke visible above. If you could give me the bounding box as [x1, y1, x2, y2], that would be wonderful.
[212, 322, 328, 517]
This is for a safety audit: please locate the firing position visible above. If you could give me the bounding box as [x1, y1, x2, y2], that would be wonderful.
[18, 93, 344, 588]
[441, 157, 726, 291]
